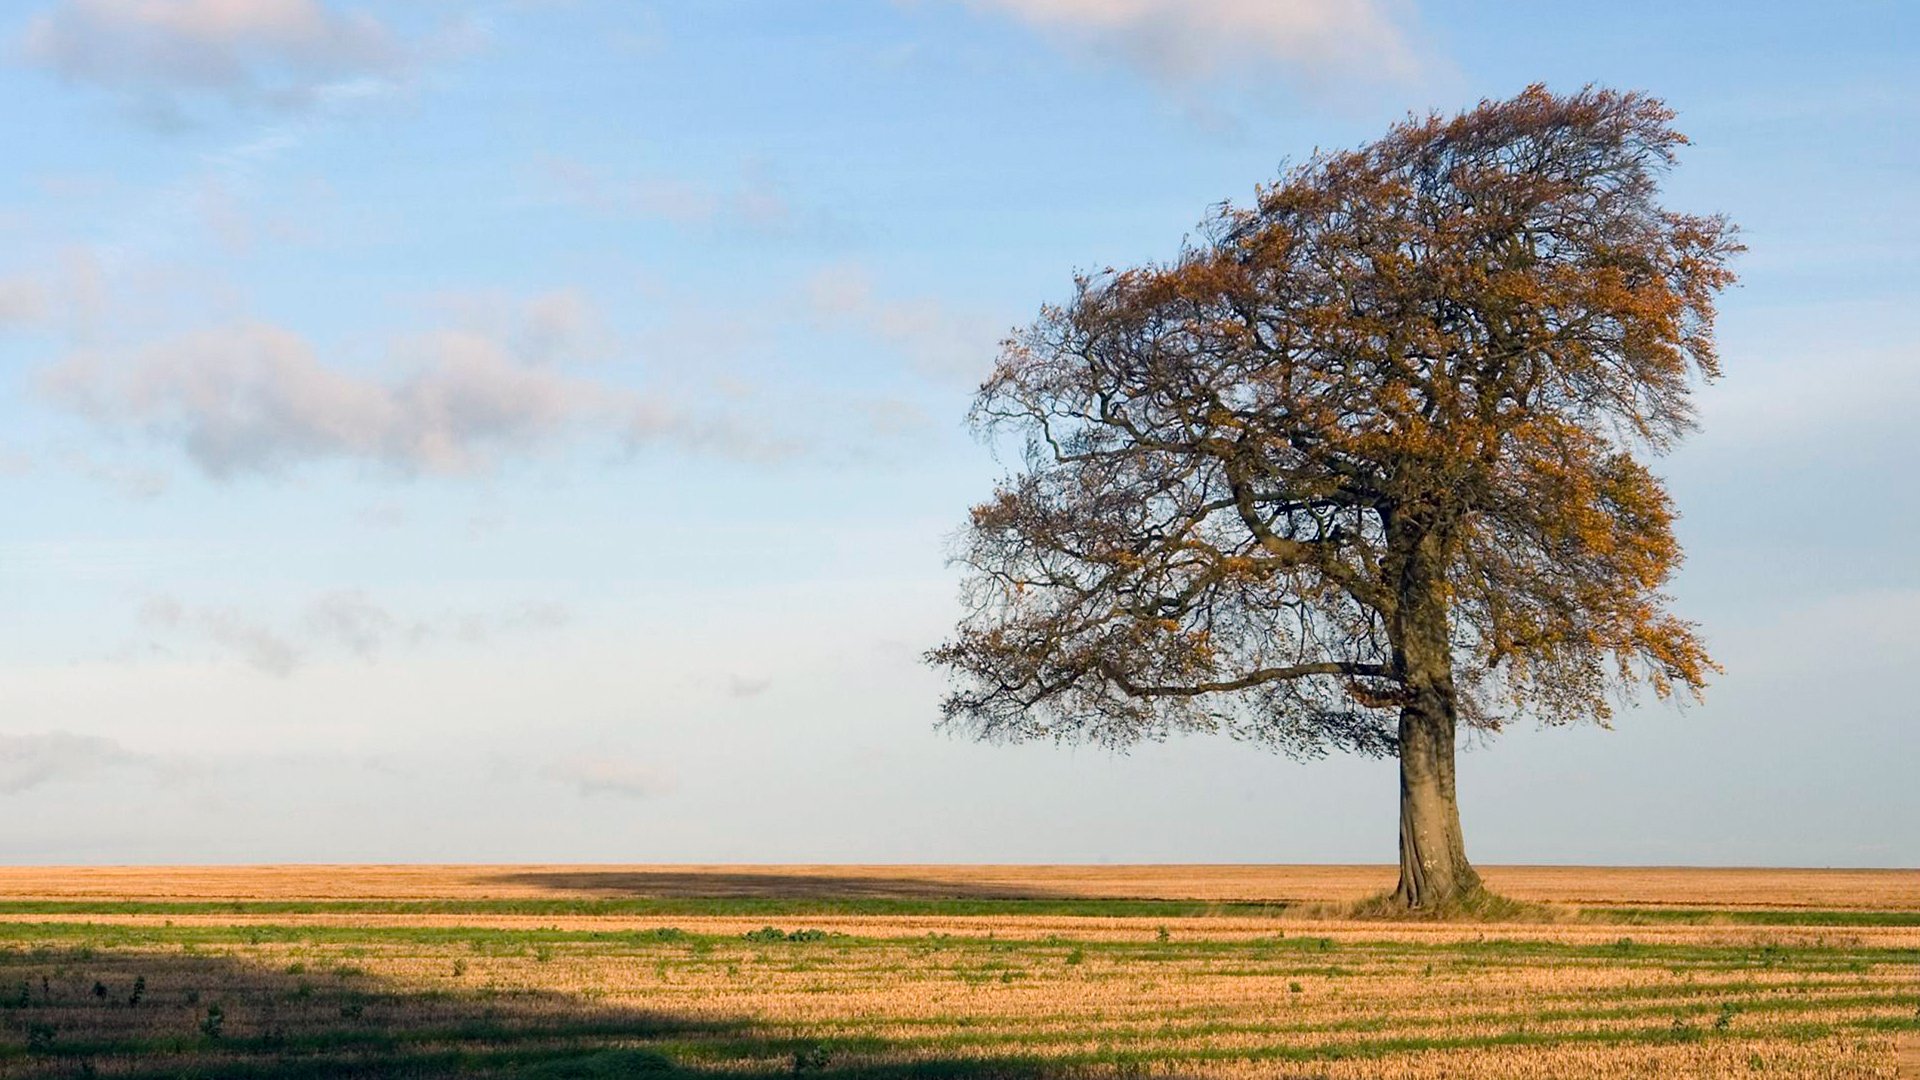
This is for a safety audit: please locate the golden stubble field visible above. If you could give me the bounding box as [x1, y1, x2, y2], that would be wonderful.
[0, 865, 1913, 1079]
[2, 863, 1915, 909]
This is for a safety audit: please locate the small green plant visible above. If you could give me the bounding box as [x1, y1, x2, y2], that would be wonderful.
[128, 976, 145, 1007]
[25, 1023, 56, 1052]
[285, 962, 306, 975]
[200, 1002, 225, 1040]
[791, 1044, 831, 1074]
[1064, 947, 1084, 966]
[1715, 1003, 1740, 1031]
[1289, 982, 1304, 994]
[1155, 926, 1171, 943]
[339, 1002, 365, 1020]
[533, 944, 555, 963]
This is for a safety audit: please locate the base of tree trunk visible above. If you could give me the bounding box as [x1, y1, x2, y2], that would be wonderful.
[1346, 885, 1546, 922]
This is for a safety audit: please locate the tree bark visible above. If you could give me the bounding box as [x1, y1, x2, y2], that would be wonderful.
[1386, 514, 1481, 910]
[1392, 691, 1479, 909]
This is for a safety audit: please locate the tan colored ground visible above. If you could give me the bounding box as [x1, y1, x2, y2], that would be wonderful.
[1, 862, 1914, 909]
[0, 865, 1914, 1078]
[4, 909, 1919, 949]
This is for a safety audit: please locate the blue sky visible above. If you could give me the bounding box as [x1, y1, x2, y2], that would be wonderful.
[0, 0, 1914, 865]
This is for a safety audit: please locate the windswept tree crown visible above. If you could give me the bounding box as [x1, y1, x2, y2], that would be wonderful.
[931, 86, 1739, 757]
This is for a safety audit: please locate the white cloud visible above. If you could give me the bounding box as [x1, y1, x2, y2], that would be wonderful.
[543, 754, 673, 800]
[804, 263, 1003, 382]
[20, 0, 403, 122]
[37, 299, 795, 477]
[957, 0, 1423, 87]
[0, 732, 147, 794]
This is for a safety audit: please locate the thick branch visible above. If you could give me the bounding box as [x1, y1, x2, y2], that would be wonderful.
[1100, 659, 1394, 698]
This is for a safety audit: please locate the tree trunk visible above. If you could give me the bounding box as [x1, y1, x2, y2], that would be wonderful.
[1392, 693, 1479, 909]
[1386, 513, 1481, 910]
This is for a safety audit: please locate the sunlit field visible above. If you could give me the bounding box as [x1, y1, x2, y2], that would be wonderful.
[0, 866, 1914, 1078]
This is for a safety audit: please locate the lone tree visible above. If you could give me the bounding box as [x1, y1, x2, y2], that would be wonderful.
[929, 86, 1739, 910]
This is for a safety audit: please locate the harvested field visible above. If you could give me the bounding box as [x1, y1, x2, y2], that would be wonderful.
[3, 864, 1915, 910]
[0, 866, 1912, 1078]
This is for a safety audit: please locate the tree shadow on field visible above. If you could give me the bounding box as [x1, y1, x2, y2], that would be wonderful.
[484, 869, 1073, 901]
[0, 940, 1068, 1080]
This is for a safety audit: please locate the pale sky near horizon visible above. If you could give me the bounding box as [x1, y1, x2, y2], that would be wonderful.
[1, 0, 1915, 867]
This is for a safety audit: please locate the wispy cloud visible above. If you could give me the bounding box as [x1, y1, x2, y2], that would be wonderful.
[57, 449, 171, 499]
[19, 0, 405, 125]
[38, 292, 798, 478]
[954, 0, 1425, 89]
[726, 674, 773, 699]
[135, 591, 574, 676]
[0, 275, 50, 327]
[540, 157, 801, 238]
[140, 595, 302, 675]
[0, 732, 148, 795]
[804, 262, 1003, 383]
[0, 247, 114, 340]
[422, 288, 616, 367]
[300, 591, 401, 659]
